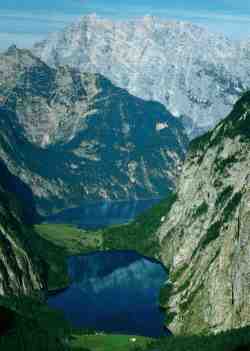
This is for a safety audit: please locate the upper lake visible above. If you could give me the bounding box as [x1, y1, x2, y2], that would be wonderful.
[45, 198, 161, 229]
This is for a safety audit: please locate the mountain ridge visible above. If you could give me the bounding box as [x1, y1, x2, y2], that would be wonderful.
[157, 92, 250, 335]
[33, 14, 250, 137]
[0, 46, 188, 215]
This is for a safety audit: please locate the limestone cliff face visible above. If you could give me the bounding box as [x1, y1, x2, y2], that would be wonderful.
[157, 92, 250, 335]
[0, 160, 43, 295]
[34, 14, 250, 137]
[0, 47, 187, 215]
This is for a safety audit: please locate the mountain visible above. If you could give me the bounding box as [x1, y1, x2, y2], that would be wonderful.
[0, 159, 43, 295]
[0, 162, 69, 348]
[33, 14, 250, 137]
[0, 46, 187, 215]
[157, 92, 250, 335]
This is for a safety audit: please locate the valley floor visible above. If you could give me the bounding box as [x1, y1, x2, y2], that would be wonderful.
[70, 333, 151, 351]
[34, 196, 175, 291]
[2, 196, 249, 351]
[1, 218, 250, 351]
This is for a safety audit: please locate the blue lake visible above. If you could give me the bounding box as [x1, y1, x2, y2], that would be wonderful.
[48, 250, 169, 337]
[45, 198, 161, 230]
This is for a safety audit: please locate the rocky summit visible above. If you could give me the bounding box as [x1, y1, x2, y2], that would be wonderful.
[0, 46, 187, 215]
[34, 14, 250, 137]
[157, 92, 250, 335]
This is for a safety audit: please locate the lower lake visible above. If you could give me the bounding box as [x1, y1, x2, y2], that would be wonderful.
[48, 250, 169, 337]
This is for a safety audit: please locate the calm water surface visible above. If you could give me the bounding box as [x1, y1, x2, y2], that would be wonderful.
[45, 199, 161, 229]
[48, 251, 169, 337]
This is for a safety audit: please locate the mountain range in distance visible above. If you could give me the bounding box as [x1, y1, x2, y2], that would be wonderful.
[34, 14, 250, 138]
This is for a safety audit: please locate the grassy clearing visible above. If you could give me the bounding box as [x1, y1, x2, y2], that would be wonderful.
[70, 333, 151, 351]
[35, 224, 103, 256]
[34, 195, 176, 290]
[34, 224, 102, 290]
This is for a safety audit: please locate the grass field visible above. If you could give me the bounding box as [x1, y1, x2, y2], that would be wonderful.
[34, 196, 175, 291]
[70, 333, 151, 351]
[35, 224, 103, 255]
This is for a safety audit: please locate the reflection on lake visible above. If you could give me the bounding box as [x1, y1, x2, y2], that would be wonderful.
[48, 251, 169, 337]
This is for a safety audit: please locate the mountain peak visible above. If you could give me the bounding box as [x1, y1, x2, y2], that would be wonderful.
[33, 14, 250, 138]
[6, 44, 18, 55]
[81, 13, 99, 21]
[4, 44, 38, 62]
[142, 14, 157, 22]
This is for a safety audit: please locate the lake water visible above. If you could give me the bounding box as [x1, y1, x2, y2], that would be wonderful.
[45, 198, 161, 230]
[48, 251, 169, 337]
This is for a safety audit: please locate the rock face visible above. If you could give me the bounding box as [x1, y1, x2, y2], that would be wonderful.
[0, 159, 43, 295]
[34, 14, 250, 137]
[0, 47, 187, 215]
[157, 92, 250, 335]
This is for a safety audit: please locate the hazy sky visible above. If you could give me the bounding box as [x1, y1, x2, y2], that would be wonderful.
[1, 0, 250, 50]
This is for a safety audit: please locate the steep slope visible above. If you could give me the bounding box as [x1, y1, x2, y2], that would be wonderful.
[0, 159, 43, 295]
[0, 47, 187, 215]
[157, 92, 250, 335]
[34, 14, 250, 137]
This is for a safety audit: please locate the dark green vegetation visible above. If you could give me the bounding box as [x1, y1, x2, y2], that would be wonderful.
[201, 220, 222, 249]
[102, 194, 177, 257]
[215, 186, 234, 208]
[198, 190, 243, 252]
[30, 227, 70, 290]
[189, 91, 250, 156]
[214, 155, 238, 174]
[145, 326, 250, 351]
[193, 201, 209, 218]
[223, 192, 243, 223]
[188, 129, 213, 156]
[0, 295, 70, 351]
[159, 283, 173, 308]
